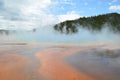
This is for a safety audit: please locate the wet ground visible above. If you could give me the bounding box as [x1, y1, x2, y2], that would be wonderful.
[65, 48, 120, 80]
[0, 43, 120, 80]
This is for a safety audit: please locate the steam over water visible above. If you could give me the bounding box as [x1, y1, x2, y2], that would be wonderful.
[0, 26, 120, 45]
[0, 25, 120, 80]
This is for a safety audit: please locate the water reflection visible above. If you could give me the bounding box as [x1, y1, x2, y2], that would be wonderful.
[65, 48, 120, 80]
[93, 49, 120, 58]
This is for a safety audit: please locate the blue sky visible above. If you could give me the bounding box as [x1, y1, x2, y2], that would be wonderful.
[52, 0, 120, 16]
[0, 0, 120, 30]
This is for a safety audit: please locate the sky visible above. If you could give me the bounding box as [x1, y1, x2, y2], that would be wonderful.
[0, 0, 120, 30]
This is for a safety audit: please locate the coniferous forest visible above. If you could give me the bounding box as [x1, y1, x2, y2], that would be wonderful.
[54, 13, 120, 34]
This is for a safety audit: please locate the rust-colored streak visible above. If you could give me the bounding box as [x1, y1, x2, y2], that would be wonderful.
[36, 47, 95, 80]
[0, 54, 30, 80]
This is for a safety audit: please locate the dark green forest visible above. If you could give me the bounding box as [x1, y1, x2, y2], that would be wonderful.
[54, 13, 120, 34]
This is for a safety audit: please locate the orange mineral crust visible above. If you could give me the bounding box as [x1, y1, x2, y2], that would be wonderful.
[0, 53, 31, 80]
[36, 47, 95, 80]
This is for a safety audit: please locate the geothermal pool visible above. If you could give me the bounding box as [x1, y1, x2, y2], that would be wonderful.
[0, 27, 120, 80]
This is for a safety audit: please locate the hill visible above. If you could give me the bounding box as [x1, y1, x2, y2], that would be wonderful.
[54, 13, 120, 34]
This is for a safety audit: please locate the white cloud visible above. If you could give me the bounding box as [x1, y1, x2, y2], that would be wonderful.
[108, 0, 118, 5]
[109, 5, 120, 11]
[0, 15, 4, 19]
[0, 13, 57, 30]
[20, 0, 52, 16]
[55, 0, 75, 6]
[0, 17, 37, 30]
[63, 0, 75, 5]
[0, 0, 81, 30]
[58, 11, 81, 22]
[0, 0, 58, 30]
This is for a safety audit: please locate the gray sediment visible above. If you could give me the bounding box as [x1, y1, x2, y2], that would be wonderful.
[65, 48, 120, 80]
